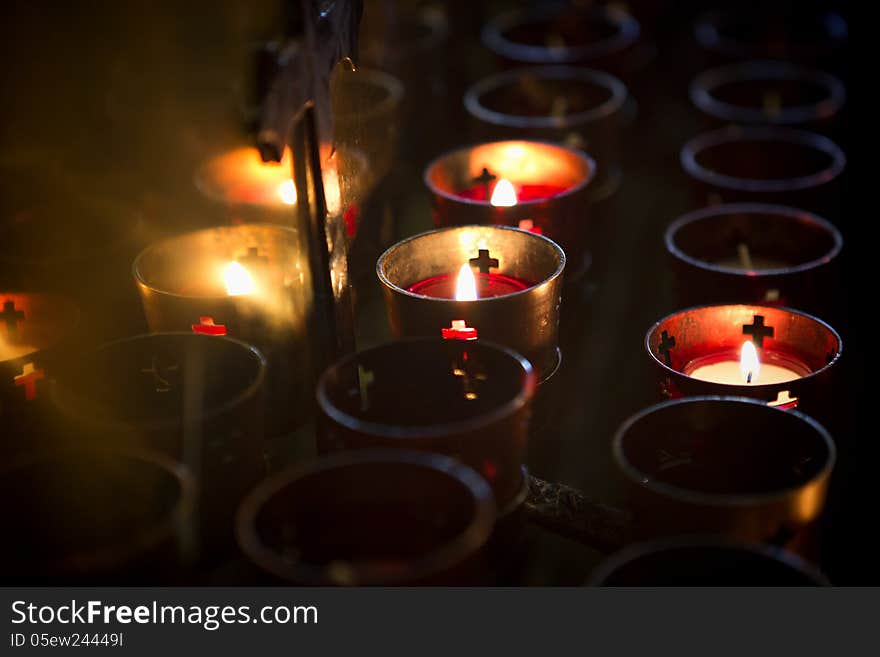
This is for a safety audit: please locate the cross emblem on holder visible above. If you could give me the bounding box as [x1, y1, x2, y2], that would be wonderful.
[237, 247, 269, 270]
[469, 249, 499, 274]
[658, 330, 676, 366]
[192, 317, 227, 336]
[743, 315, 774, 348]
[14, 362, 44, 401]
[518, 219, 543, 235]
[2, 300, 25, 335]
[472, 167, 497, 200]
[442, 320, 478, 341]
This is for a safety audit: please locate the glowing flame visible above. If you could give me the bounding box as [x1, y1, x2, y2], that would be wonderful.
[277, 179, 297, 205]
[490, 178, 517, 207]
[455, 263, 478, 301]
[224, 261, 256, 296]
[740, 340, 760, 384]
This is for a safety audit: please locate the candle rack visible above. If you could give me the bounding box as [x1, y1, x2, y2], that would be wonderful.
[690, 61, 845, 129]
[590, 537, 829, 586]
[664, 203, 843, 315]
[680, 126, 846, 218]
[423, 142, 591, 281]
[1, 292, 80, 458]
[645, 304, 842, 414]
[0, 446, 194, 584]
[464, 66, 627, 205]
[482, 4, 641, 74]
[377, 225, 565, 382]
[50, 333, 267, 559]
[316, 338, 534, 512]
[236, 449, 495, 586]
[612, 397, 835, 549]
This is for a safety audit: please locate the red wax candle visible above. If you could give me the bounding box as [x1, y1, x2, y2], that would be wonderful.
[456, 183, 568, 203]
[407, 272, 531, 298]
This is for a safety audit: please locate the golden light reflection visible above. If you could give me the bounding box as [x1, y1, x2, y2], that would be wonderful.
[223, 261, 256, 296]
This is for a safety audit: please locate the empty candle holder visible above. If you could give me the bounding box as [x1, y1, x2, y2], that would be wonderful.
[1, 292, 80, 457]
[690, 61, 845, 129]
[236, 449, 496, 585]
[694, 8, 848, 65]
[50, 333, 267, 559]
[133, 223, 313, 437]
[316, 338, 534, 512]
[680, 126, 845, 218]
[645, 304, 842, 413]
[482, 4, 641, 74]
[464, 66, 627, 204]
[423, 142, 591, 280]
[612, 397, 835, 548]
[377, 225, 564, 382]
[590, 537, 828, 586]
[0, 446, 195, 584]
[664, 203, 842, 315]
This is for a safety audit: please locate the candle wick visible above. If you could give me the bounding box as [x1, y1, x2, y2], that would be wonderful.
[746, 371, 753, 384]
[737, 242, 753, 270]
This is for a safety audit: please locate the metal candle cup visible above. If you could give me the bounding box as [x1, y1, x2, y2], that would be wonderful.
[316, 338, 534, 509]
[590, 537, 829, 586]
[50, 333, 267, 558]
[680, 126, 845, 217]
[612, 397, 835, 547]
[1, 292, 80, 457]
[133, 223, 312, 436]
[424, 142, 590, 280]
[0, 446, 195, 584]
[236, 450, 496, 586]
[665, 204, 842, 314]
[482, 4, 641, 73]
[690, 61, 845, 128]
[377, 225, 565, 382]
[646, 304, 842, 413]
[694, 9, 848, 65]
[464, 66, 627, 203]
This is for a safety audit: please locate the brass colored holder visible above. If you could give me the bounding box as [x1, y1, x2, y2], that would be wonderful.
[236, 450, 496, 586]
[613, 397, 835, 547]
[378, 225, 565, 381]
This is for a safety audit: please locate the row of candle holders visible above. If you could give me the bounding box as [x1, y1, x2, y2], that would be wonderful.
[1, 3, 850, 585]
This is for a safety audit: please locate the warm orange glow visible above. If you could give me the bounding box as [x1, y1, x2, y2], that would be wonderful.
[490, 178, 517, 207]
[223, 261, 256, 296]
[740, 340, 760, 384]
[277, 179, 297, 205]
[455, 264, 478, 301]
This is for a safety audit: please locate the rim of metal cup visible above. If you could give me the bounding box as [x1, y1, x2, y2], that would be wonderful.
[589, 534, 830, 586]
[50, 332, 267, 434]
[483, 5, 640, 65]
[236, 449, 497, 586]
[690, 60, 846, 125]
[333, 66, 405, 125]
[612, 396, 836, 509]
[694, 9, 848, 61]
[645, 303, 843, 392]
[680, 125, 846, 194]
[665, 202, 843, 277]
[464, 65, 628, 130]
[1, 445, 196, 578]
[424, 140, 595, 207]
[1, 291, 81, 365]
[132, 223, 300, 300]
[378, 224, 566, 304]
[317, 337, 536, 441]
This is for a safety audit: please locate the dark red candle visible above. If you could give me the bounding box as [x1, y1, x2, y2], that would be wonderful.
[455, 181, 569, 204]
[407, 272, 531, 298]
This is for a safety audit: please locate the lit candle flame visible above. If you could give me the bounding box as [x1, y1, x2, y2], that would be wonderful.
[490, 178, 517, 207]
[277, 179, 297, 205]
[224, 261, 256, 296]
[740, 340, 760, 384]
[455, 263, 478, 301]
